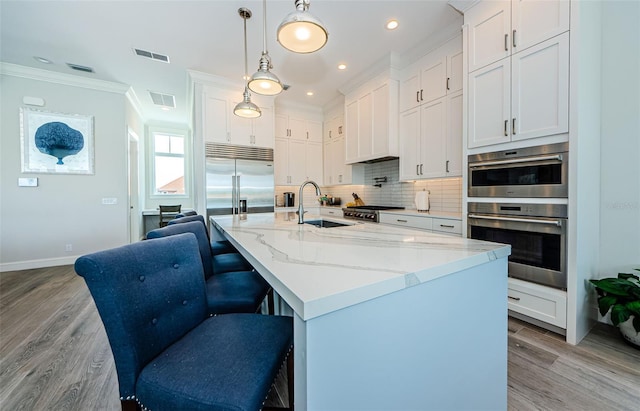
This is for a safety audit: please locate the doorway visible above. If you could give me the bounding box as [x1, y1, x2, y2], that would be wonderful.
[128, 130, 140, 242]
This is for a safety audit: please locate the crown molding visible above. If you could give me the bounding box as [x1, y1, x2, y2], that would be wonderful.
[0, 62, 129, 93]
[188, 69, 242, 91]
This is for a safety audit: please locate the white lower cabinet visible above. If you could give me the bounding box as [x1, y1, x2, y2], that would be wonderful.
[432, 218, 462, 235]
[379, 213, 433, 231]
[319, 208, 341, 218]
[508, 278, 567, 328]
[378, 213, 462, 236]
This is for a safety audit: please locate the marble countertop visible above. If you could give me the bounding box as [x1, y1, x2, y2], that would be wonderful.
[211, 212, 510, 321]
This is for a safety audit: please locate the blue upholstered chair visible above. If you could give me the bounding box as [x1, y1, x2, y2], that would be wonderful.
[146, 221, 270, 315]
[75, 233, 293, 411]
[174, 210, 197, 218]
[168, 214, 237, 256]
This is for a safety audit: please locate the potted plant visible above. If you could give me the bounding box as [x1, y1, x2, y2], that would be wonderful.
[590, 269, 640, 348]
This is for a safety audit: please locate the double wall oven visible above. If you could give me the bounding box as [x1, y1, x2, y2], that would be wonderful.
[467, 143, 569, 290]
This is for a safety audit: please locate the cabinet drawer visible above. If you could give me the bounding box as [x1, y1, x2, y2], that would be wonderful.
[431, 218, 462, 235]
[507, 278, 567, 328]
[379, 214, 432, 231]
[319, 208, 341, 217]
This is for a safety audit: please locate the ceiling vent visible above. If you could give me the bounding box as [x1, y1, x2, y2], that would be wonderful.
[134, 48, 170, 63]
[149, 91, 176, 108]
[67, 63, 94, 73]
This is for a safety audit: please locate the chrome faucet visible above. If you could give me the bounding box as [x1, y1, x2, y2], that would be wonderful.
[298, 180, 321, 224]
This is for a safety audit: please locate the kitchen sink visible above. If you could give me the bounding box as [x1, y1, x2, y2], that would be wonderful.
[304, 219, 351, 228]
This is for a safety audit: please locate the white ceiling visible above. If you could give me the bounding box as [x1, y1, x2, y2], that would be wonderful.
[0, 0, 463, 124]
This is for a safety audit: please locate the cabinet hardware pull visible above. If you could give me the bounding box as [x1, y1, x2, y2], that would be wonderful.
[420, 164, 424, 175]
[416, 164, 420, 176]
[416, 91, 420, 103]
[469, 154, 563, 168]
[508, 296, 521, 301]
[512, 118, 516, 135]
[504, 120, 508, 136]
[440, 224, 455, 228]
[469, 214, 563, 227]
[446, 160, 450, 173]
[397, 219, 408, 223]
[329, 130, 332, 138]
[513, 30, 516, 48]
[306, 131, 309, 139]
[420, 89, 424, 101]
[505, 33, 508, 51]
[446, 77, 450, 90]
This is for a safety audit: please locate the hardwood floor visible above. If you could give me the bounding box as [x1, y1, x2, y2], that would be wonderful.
[1, 265, 639, 410]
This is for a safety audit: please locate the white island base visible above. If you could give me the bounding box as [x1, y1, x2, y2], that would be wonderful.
[210, 213, 509, 410]
[294, 258, 507, 410]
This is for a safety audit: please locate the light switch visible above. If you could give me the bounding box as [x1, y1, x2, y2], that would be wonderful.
[102, 197, 118, 205]
[18, 177, 38, 187]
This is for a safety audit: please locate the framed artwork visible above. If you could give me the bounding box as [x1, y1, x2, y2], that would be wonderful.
[20, 107, 95, 174]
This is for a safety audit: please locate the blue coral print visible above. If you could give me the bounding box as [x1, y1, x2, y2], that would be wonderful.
[34, 122, 84, 165]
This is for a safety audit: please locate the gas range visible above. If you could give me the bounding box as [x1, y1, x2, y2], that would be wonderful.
[342, 206, 405, 223]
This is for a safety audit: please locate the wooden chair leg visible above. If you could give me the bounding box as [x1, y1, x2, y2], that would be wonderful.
[268, 288, 275, 315]
[287, 349, 294, 410]
[121, 399, 140, 411]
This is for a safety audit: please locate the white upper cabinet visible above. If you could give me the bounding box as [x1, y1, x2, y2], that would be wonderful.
[511, 0, 570, 55]
[468, 32, 569, 148]
[274, 108, 324, 185]
[203, 88, 274, 148]
[467, 0, 570, 73]
[399, 36, 463, 112]
[466, 0, 570, 148]
[345, 73, 399, 164]
[398, 35, 463, 181]
[399, 91, 462, 181]
[466, 0, 511, 73]
[276, 113, 322, 142]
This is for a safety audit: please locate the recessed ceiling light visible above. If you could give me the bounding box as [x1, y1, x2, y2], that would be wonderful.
[34, 56, 52, 64]
[386, 19, 399, 30]
[337, 64, 347, 70]
[306, 91, 314, 96]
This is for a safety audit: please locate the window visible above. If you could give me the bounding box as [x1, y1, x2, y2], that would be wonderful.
[151, 130, 186, 195]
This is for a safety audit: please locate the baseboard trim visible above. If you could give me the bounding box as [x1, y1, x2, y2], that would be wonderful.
[0, 256, 78, 272]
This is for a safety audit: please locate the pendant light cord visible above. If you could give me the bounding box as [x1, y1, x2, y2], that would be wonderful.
[262, 0, 268, 54]
[243, 14, 249, 85]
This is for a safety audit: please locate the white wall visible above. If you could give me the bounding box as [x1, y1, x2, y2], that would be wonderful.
[0, 66, 129, 271]
[599, 0, 640, 276]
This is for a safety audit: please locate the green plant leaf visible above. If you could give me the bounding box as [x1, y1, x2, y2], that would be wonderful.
[610, 304, 631, 327]
[618, 272, 640, 282]
[591, 278, 639, 297]
[626, 301, 640, 316]
[597, 295, 618, 316]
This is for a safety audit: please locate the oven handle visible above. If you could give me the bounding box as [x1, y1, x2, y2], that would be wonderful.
[468, 214, 563, 227]
[469, 154, 563, 169]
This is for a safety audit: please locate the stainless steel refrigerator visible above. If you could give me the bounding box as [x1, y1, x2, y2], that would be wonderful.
[205, 143, 274, 217]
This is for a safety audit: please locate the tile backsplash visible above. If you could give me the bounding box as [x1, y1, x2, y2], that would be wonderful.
[277, 159, 462, 213]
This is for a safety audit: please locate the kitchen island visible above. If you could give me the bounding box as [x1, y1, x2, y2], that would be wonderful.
[210, 212, 511, 410]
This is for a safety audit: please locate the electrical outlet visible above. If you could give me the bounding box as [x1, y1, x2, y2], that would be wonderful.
[65, 244, 73, 252]
[102, 197, 118, 205]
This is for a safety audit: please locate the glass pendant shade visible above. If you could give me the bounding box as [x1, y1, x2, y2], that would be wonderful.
[277, 0, 328, 54]
[234, 88, 261, 118]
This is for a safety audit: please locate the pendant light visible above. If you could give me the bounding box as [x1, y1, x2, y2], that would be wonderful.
[277, 0, 328, 54]
[234, 8, 261, 119]
[248, 0, 283, 96]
